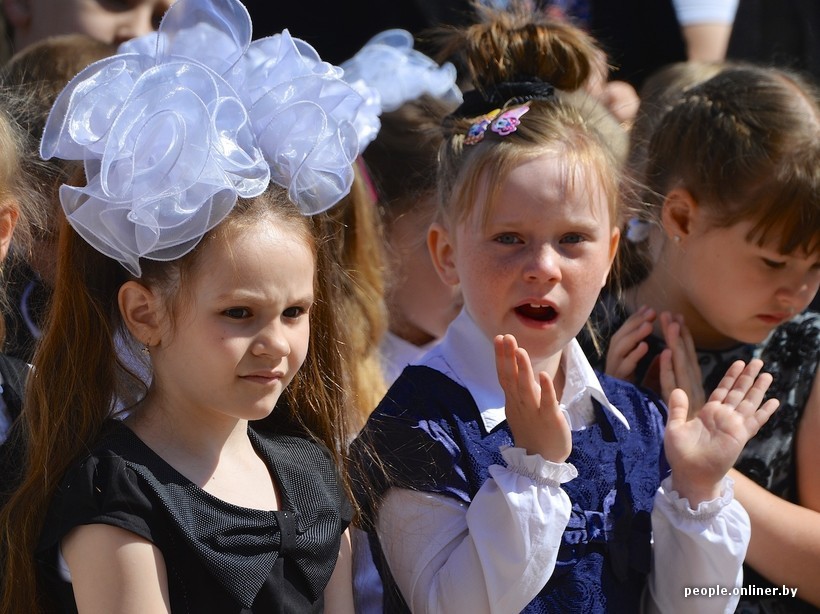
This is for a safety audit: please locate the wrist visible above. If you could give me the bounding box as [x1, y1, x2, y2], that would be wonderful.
[669, 475, 723, 506]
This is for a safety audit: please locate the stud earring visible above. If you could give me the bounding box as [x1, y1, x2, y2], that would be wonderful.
[141, 343, 150, 355]
[673, 235, 681, 243]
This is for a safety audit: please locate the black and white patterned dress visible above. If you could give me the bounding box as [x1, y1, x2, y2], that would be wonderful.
[580, 299, 820, 613]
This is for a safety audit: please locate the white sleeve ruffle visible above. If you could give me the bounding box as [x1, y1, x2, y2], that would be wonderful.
[647, 476, 749, 614]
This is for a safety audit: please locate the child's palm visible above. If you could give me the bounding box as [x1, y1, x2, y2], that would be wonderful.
[664, 360, 779, 501]
[495, 334, 572, 463]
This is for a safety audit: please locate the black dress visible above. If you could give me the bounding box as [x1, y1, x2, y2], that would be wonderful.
[37, 422, 352, 613]
[0, 352, 28, 501]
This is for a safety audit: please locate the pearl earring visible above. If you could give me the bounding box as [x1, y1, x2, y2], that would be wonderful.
[673, 235, 681, 243]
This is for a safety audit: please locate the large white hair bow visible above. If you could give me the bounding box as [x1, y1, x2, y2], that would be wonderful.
[41, 0, 368, 276]
[341, 29, 463, 149]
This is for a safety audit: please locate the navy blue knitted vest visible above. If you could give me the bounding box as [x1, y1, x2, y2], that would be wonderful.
[353, 365, 667, 613]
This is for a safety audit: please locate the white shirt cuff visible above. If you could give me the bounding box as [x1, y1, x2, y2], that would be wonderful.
[657, 475, 736, 520]
[499, 445, 578, 487]
[671, 0, 739, 24]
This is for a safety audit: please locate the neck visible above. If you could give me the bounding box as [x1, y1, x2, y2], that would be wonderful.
[388, 312, 437, 347]
[530, 349, 566, 400]
[126, 391, 255, 480]
[629, 263, 737, 351]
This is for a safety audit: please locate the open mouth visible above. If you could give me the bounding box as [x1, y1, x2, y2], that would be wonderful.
[515, 303, 558, 323]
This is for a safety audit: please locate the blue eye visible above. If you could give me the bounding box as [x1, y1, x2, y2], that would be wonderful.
[560, 233, 586, 244]
[494, 234, 521, 245]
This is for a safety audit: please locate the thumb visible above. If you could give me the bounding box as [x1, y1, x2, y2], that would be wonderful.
[666, 388, 690, 426]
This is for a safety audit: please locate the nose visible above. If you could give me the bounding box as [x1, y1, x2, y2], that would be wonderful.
[251, 321, 291, 358]
[524, 244, 562, 283]
[776, 269, 820, 311]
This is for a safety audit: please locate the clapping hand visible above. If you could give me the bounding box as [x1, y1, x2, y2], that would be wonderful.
[658, 312, 706, 415]
[663, 359, 779, 505]
[494, 334, 572, 463]
[604, 306, 655, 382]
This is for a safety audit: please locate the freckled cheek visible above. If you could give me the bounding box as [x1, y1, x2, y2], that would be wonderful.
[461, 263, 510, 302]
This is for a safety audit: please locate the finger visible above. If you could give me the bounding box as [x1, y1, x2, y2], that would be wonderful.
[723, 359, 765, 409]
[608, 335, 650, 380]
[708, 360, 747, 404]
[659, 348, 677, 403]
[619, 341, 650, 375]
[677, 316, 699, 367]
[623, 305, 655, 328]
[746, 398, 780, 434]
[733, 370, 774, 418]
[659, 311, 678, 348]
[662, 319, 697, 398]
[494, 334, 515, 391]
[538, 370, 560, 415]
[515, 346, 541, 409]
[610, 307, 654, 347]
[665, 387, 690, 428]
[496, 335, 522, 402]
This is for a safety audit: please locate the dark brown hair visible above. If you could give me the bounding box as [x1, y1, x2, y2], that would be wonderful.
[363, 94, 457, 223]
[312, 164, 388, 431]
[621, 65, 820, 287]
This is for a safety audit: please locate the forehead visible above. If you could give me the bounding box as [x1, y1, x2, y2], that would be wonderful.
[475, 152, 612, 227]
[723, 217, 820, 258]
[193, 222, 314, 287]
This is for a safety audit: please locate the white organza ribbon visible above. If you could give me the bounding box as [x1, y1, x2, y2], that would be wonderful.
[341, 29, 463, 149]
[40, 0, 368, 276]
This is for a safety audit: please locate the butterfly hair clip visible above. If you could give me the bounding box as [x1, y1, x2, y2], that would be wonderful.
[464, 104, 530, 145]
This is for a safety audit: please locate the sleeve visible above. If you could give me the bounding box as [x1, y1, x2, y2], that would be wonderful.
[646, 476, 749, 614]
[37, 452, 159, 556]
[671, 0, 739, 24]
[376, 447, 576, 614]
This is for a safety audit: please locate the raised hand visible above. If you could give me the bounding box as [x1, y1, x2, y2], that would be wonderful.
[658, 312, 706, 416]
[664, 359, 779, 505]
[494, 334, 571, 463]
[604, 306, 655, 382]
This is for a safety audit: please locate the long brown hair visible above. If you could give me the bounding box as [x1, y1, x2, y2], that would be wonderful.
[312, 164, 387, 431]
[0, 184, 353, 612]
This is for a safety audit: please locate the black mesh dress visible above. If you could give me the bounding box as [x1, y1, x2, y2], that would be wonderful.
[37, 421, 352, 613]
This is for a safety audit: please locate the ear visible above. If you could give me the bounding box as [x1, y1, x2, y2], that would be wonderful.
[118, 280, 162, 347]
[0, 202, 18, 262]
[3, 0, 31, 29]
[661, 187, 698, 242]
[427, 222, 460, 287]
[601, 226, 620, 288]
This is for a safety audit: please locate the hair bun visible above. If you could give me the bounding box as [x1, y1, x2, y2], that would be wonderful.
[435, 6, 601, 96]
